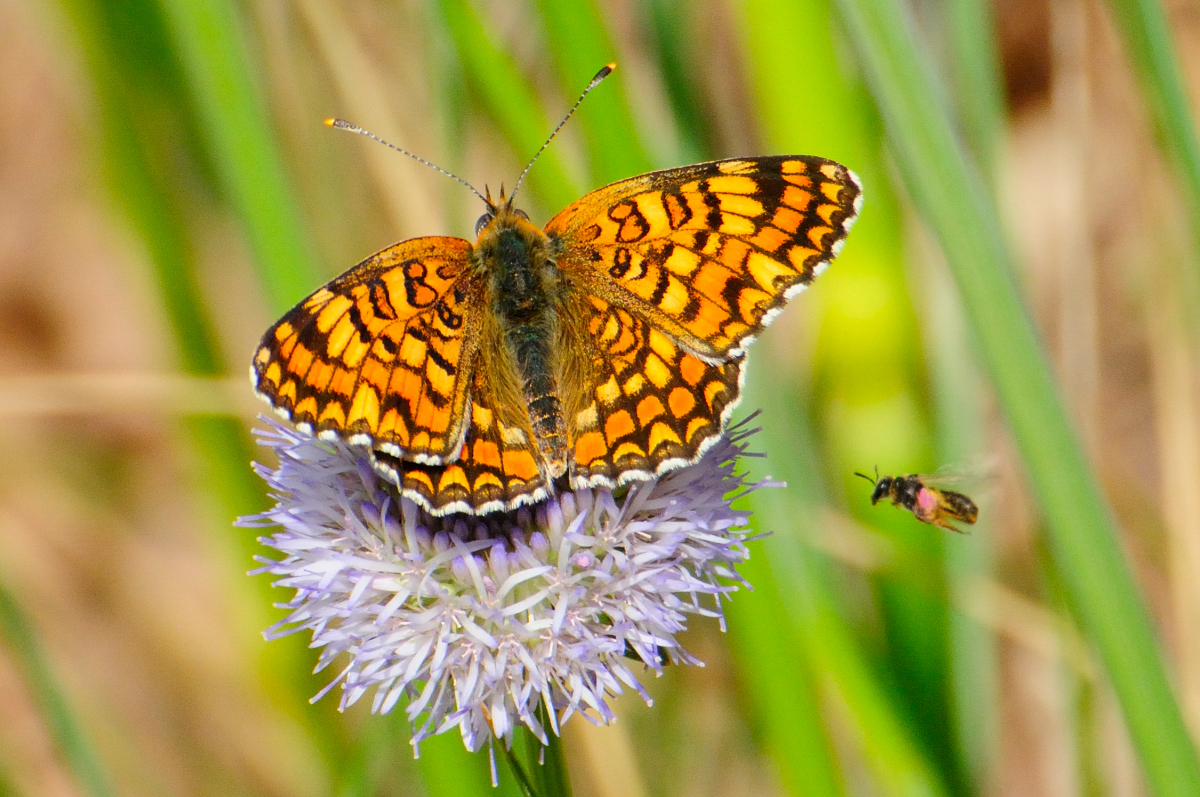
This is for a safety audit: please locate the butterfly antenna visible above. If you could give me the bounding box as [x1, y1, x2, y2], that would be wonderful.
[510, 63, 616, 203]
[324, 118, 490, 207]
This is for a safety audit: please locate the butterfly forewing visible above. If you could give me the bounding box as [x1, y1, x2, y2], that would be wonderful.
[251, 236, 479, 463]
[546, 156, 862, 358]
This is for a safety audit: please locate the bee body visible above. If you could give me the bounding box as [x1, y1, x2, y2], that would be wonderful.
[857, 470, 979, 533]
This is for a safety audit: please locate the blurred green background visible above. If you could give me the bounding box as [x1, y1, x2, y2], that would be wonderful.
[2, 0, 1200, 794]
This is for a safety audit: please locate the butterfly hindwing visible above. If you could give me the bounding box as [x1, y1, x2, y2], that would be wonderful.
[570, 297, 744, 488]
[372, 361, 549, 515]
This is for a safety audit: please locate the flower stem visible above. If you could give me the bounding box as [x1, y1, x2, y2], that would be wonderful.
[531, 709, 573, 797]
[499, 742, 539, 797]
[501, 707, 573, 797]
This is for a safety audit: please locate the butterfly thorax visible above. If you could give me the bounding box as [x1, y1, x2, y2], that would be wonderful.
[474, 205, 569, 481]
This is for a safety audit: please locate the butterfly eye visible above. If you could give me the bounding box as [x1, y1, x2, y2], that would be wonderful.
[514, 209, 530, 221]
[474, 213, 494, 236]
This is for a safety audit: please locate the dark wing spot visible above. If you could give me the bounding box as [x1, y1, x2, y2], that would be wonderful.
[347, 303, 371, 344]
[609, 248, 633, 279]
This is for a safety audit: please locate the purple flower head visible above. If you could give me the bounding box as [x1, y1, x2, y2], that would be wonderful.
[239, 416, 774, 754]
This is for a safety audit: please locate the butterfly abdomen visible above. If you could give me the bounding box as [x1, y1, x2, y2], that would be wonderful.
[479, 208, 569, 480]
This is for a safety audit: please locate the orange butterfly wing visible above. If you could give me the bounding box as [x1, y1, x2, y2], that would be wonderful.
[370, 366, 551, 515]
[547, 156, 861, 482]
[568, 296, 744, 488]
[251, 236, 479, 464]
[548, 156, 861, 357]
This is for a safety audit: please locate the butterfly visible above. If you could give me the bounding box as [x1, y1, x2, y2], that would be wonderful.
[251, 69, 862, 516]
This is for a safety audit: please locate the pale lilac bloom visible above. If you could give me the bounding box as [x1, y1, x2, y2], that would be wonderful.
[240, 416, 774, 755]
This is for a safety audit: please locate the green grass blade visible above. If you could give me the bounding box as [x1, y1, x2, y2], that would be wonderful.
[431, 0, 579, 212]
[805, 589, 949, 797]
[55, 0, 269, 521]
[942, 0, 1006, 169]
[832, 0, 1200, 792]
[737, 0, 873, 161]
[155, 0, 320, 312]
[56, 0, 352, 786]
[498, 743, 539, 797]
[929, 0, 1005, 783]
[726, 544, 845, 797]
[737, 0, 962, 785]
[532, 0, 653, 183]
[532, 720, 573, 797]
[738, 377, 951, 797]
[58, 0, 220, 377]
[1104, 0, 1200, 231]
[513, 717, 572, 797]
[924, 267, 998, 788]
[643, 0, 712, 163]
[0, 582, 114, 797]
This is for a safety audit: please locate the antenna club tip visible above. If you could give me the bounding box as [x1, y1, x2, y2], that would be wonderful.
[324, 118, 340, 127]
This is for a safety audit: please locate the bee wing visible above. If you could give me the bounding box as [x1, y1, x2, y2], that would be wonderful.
[919, 456, 998, 487]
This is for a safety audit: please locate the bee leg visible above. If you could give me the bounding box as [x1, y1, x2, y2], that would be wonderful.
[933, 517, 967, 534]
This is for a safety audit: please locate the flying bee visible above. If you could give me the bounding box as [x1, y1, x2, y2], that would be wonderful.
[854, 467, 979, 533]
